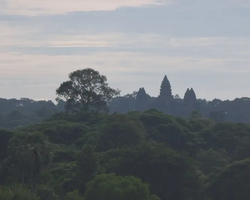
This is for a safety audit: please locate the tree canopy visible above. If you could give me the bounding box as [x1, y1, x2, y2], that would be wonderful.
[84, 173, 160, 200]
[56, 68, 120, 112]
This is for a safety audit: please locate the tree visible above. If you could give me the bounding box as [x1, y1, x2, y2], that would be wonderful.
[206, 158, 250, 200]
[96, 114, 147, 151]
[0, 130, 14, 184]
[0, 185, 40, 200]
[75, 145, 100, 194]
[0, 111, 4, 125]
[56, 68, 120, 112]
[23, 120, 88, 145]
[189, 111, 202, 119]
[84, 173, 160, 200]
[108, 92, 137, 114]
[101, 142, 200, 200]
[152, 123, 188, 151]
[0, 130, 13, 162]
[35, 184, 59, 200]
[6, 110, 24, 121]
[64, 190, 84, 200]
[6, 132, 50, 191]
[35, 107, 54, 119]
[196, 148, 230, 175]
[199, 122, 243, 154]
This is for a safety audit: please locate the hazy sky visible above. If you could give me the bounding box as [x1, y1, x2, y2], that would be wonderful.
[1, 0, 250, 101]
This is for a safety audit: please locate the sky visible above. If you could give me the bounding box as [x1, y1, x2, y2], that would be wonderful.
[0, 0, 250, 102]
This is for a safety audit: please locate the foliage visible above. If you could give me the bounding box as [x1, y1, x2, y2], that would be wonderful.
[4, 132, 50, 190]
[74, 145, 100, 194]
[0, 130, 13, 162]
[100, 142, 201, 200]
[196, 148, 231, 175]
[96, 114, 147, 151]
[56, 68, 120, 112]
[0, 98, 63, 129]
[36, 184, 59, 200]
[0, 185, 40, 200]
[64, 190, 84, 200]
[206, 158, 250, 200]
[84, 173, 160, 200]
[21, 120, 88, 145]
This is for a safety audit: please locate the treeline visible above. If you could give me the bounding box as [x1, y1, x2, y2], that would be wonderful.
[0, 98, 65, 129]
[1, 70, 250, 130]
[2, 95, 250, 130]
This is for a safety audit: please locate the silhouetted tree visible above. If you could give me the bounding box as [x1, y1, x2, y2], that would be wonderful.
[56, 68, 120, 112]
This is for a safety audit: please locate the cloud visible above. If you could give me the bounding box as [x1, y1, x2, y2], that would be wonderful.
[2, 26, 250, 64]
[0, 0, 250, 101]
[0, 0, 169, 16]
[14, 3, 248, 37]
[1, 22, 249, 51]
[1, 0, 250, 38]
[1, 0, 248, 17]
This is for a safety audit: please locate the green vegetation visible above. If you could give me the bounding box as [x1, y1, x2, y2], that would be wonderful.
[56, 68, 120, 112]
[1, 68, 250, 200]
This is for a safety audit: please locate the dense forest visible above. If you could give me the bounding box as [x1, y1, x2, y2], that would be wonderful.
[1, 68, 250, 200]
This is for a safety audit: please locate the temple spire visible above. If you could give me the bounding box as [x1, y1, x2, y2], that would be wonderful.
[158, 75, 173, 102]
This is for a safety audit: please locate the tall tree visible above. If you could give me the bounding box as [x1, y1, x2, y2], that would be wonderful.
[56, 68, 120, 112]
